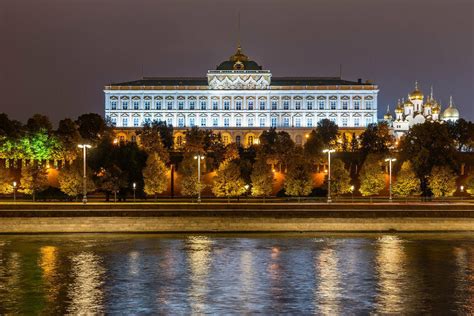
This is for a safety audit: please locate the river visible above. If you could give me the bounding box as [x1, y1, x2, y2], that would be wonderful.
[0, 233, 472, 314]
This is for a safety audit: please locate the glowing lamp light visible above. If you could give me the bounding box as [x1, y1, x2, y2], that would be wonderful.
[13, 181, 17, 188]
[460, 185, 464, 192]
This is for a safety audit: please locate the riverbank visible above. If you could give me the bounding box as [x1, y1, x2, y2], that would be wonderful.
[0, 203, 472, 233]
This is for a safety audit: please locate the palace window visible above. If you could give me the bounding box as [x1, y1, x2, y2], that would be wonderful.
[271, 117, 277, 127]
[224, 101, 230, 110]
[200, 101, 207, 110]
[167, 118, 172, 126]
[259, 118, 265, 127]
[354, 118, 360, 127]
[144, 118, 151, 125]
[295, 135, 302, 145]
[236, 136, 241, 146]
[133, 101, 140, 110]
[223, 135, 229, 144]
[201, 118, 207, 127]
[212, 101, 218, 110]
[295, 101, 301, 110]
[111, 117, 117, 126]
[365, 100, 373, 110]
[189, 101, 195, 110]
[342, 118, 348, 127]
[176, 136, 183, 147]
[365, 118, 372, 126]
[330, 101, 337, 110]
[271, 101, 277, 110]
[259, 101, 265, 110]
[342, 101, 348, 110]
[330, 118, 337, 124]
[318, 100, 325, 110]
[248, 101, 254, 110]
[236, 118, 242, 127]
[156, 101, 162, 110]
[307, 101, 313, 110]
[133, 118, 139, 127]
[144, 101, 151, 110]
[247, 136, 254, 146]
[248, 118, 254, 127]
[122, 118, 128, 127]
[122, 101, 129, 110]
[178, 101, 184, 110]
[283, 101, 289, 110]
[178, 118, 184, 127]
[190, 118, 195, 126]
[295, 118, 301, 127]
[236, 101, 242, 110]
[306, 118, 313, 127]
[111, 101, 117, 110]
[167, 101, 173, 110]
[354, 100, 360, 110]
[212, 118, 218, 127]
[283, 117, 290, 127]
[224, 118, 230, 127]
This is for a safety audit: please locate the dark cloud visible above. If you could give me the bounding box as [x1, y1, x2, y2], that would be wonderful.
[1, 0, 472, 124]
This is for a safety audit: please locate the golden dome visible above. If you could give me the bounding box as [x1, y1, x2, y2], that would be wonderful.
[432, 106, 440, 114]
[442, 96, 460, 120]
[229, 45, 249, 62]
[409, 81, 424, 101]
[403, 97, 414, 107]
[384, 105, 393, 120]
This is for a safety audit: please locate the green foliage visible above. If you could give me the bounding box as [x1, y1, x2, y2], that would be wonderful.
[465, 175, 474, 196]
[19, 164, 49, 200]
[358, 156, 385, 196]
[316, 119, 339, 147]
[56, 118, 81, 161]
[284, 153, 312, 197]
[340, 133, 349, 152]
[58, 161, 95, 197]
[26, 114, 52, 133]
[184, 126, 209, 154]
[304, 130, 324, 163]
[392, 161, 420, 197]
[143, 153, 168, 197]
[350, 133, 359, 152]
[360, 122, 394, 155]
[323, 158, 352, 196]
[76, 113, 108, 144]
[446, 119, 474, 151]
[179, 153, 205, 197]
[259, 128, 295, 171]
[250, 159, 274, 197]
[137, 121, 173, 158]
[212, 160, 246, 198]
[428, 166, 457, 198]
[0, 167, 14, 194]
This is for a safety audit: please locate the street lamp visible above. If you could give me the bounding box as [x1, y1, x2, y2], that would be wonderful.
[133, 182, 136, 202]
[194, 154, 204, 203]
[350, 185, 354, 203]
[323, 149, 335, 203]
[385, 158, 396, 202]
[78, 144, 92, 204]
[13, 181, 17, 202]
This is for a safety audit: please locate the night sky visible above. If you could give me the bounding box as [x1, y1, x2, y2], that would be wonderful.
[1, 0, 473, 124]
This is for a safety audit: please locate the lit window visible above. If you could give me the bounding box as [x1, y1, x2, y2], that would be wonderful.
[342, 101, 348, 110]
[295, 101, 301, 110]
[201, 118, 206, 127]
[330, 101, 337, 110]
[271, 117, 277, 127]
[354, 100, 360, 110]
[247, 135, 254, 146]
[133, 101, 140, 110]
[111, 117, 117, 126]
[213, 118, 218, 127]
[212, 101, 218, 110]
[271, 101, 277, 110]
[307, 101, 313, 110]
[111, 101, 117, 110]
[318, 100, 325, 110]
[224, 101, 230, 110]
[178, 118, 184, 127]
[365, 118, 372, 126]
[342, 118, 348, 127]
[178, 101, 184, 110]
[122, 118, 128, 127]
[306, 118, 313, 127]
[236, 100, 242, 110]
[190, 118, 195, 126]
[259, 118, 265, 127]
[283, 117, 290, 127]
[189, 101, 195, 110]
[248, 101, 254, 110]
[248, 118, 254, 127]
[236, 135, 241, 146]
[167, 101, 173, 110]
[259, 101, 265, 110]
[133, 118, 139, 127]
[167, 118, 172, 126]
[354, 118, 360, 127]
[283, 101, 289, 110]
[144, 101, 151, 110]
[224, 118, 229, 127]
[156, 101, 162, 110]
[295, 118, 301, 127]
[223, 135, 229, 144]
[122, 101, 128, 110]
[236, 118, 242, 127]
[365, 100, 373, 110]
[200, 101, 207, 110]
[131, 135, 137, 143]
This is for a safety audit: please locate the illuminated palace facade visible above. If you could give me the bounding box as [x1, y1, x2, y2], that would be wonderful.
[105, 46, 379, 147]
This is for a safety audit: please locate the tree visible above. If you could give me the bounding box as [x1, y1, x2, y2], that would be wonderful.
[0, 113, 23, 138]
[179, 153, 205, 197]
[143, 153, 168, 199]
[323, 158, 352, 196]
[76, 113, 108, 144]
[184, 126, 209, 154]
[428, 166, 457, 198]
[136, 123, 169, 162]
[19, 164, 49, 201]
[284, 154, 313, 199]
[316, 119, 339, 147]
[95, 164, 126, 201]
[26, 114, 53, 133]
[0, 167, 14, 194]
[358, 156, 385, 197]
[465, 175, 474, 196]
[58, 161, 95, 199]
[341, 133, 349, 152]
[212, 160, 246, 199]
[350, 133, 359, 152]
[359, 122, 394, 155]
[446, 119, 474, 151]
[392, 161, 421, 197]
[250, 158, 274, 198]
[304, 130, 324, 163]
[153, 120, 174, 150]
[56, 118, 81, 161]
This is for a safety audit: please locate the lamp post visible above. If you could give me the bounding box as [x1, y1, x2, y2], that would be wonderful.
[194, 154, 204, 203]
[13, 181, 17, 202]
[350, 185, 354, 203]
[133, 182, 136, 202]
[323, 149, 335, 203]
[78, 144, 92, 204]
[384, 158, 396, 202]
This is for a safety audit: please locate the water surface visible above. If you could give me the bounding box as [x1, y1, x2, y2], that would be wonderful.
[0, 233, 472, 314]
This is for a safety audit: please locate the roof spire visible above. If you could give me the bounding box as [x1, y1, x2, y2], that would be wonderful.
[386, 105, 390, 113]
[415, 80, 419, 90]
[237, 11, 241, 49]
[430, 85, 434, 99]
[449, 95, 453, 107]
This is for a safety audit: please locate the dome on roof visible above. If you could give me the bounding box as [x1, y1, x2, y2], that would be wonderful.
[442, 96, 460, 121]
[384, 105, 393, 120]
[216, 46, 263, 71]
[409, 81, 424, 101]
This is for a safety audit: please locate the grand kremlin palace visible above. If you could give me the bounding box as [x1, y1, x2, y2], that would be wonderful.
[105, 46, 378, 147]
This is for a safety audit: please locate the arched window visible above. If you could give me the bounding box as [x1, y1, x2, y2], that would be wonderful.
[236, 136, 241, 146]
[295, 135, 302, 145]
[247, 135, 254, 146]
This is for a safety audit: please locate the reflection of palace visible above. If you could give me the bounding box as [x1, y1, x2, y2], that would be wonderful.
[384, 82, 461, 139]
[105, 45, 378, 147]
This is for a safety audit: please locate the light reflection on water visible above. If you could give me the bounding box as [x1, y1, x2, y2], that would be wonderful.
[0, 233, 472, 314]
